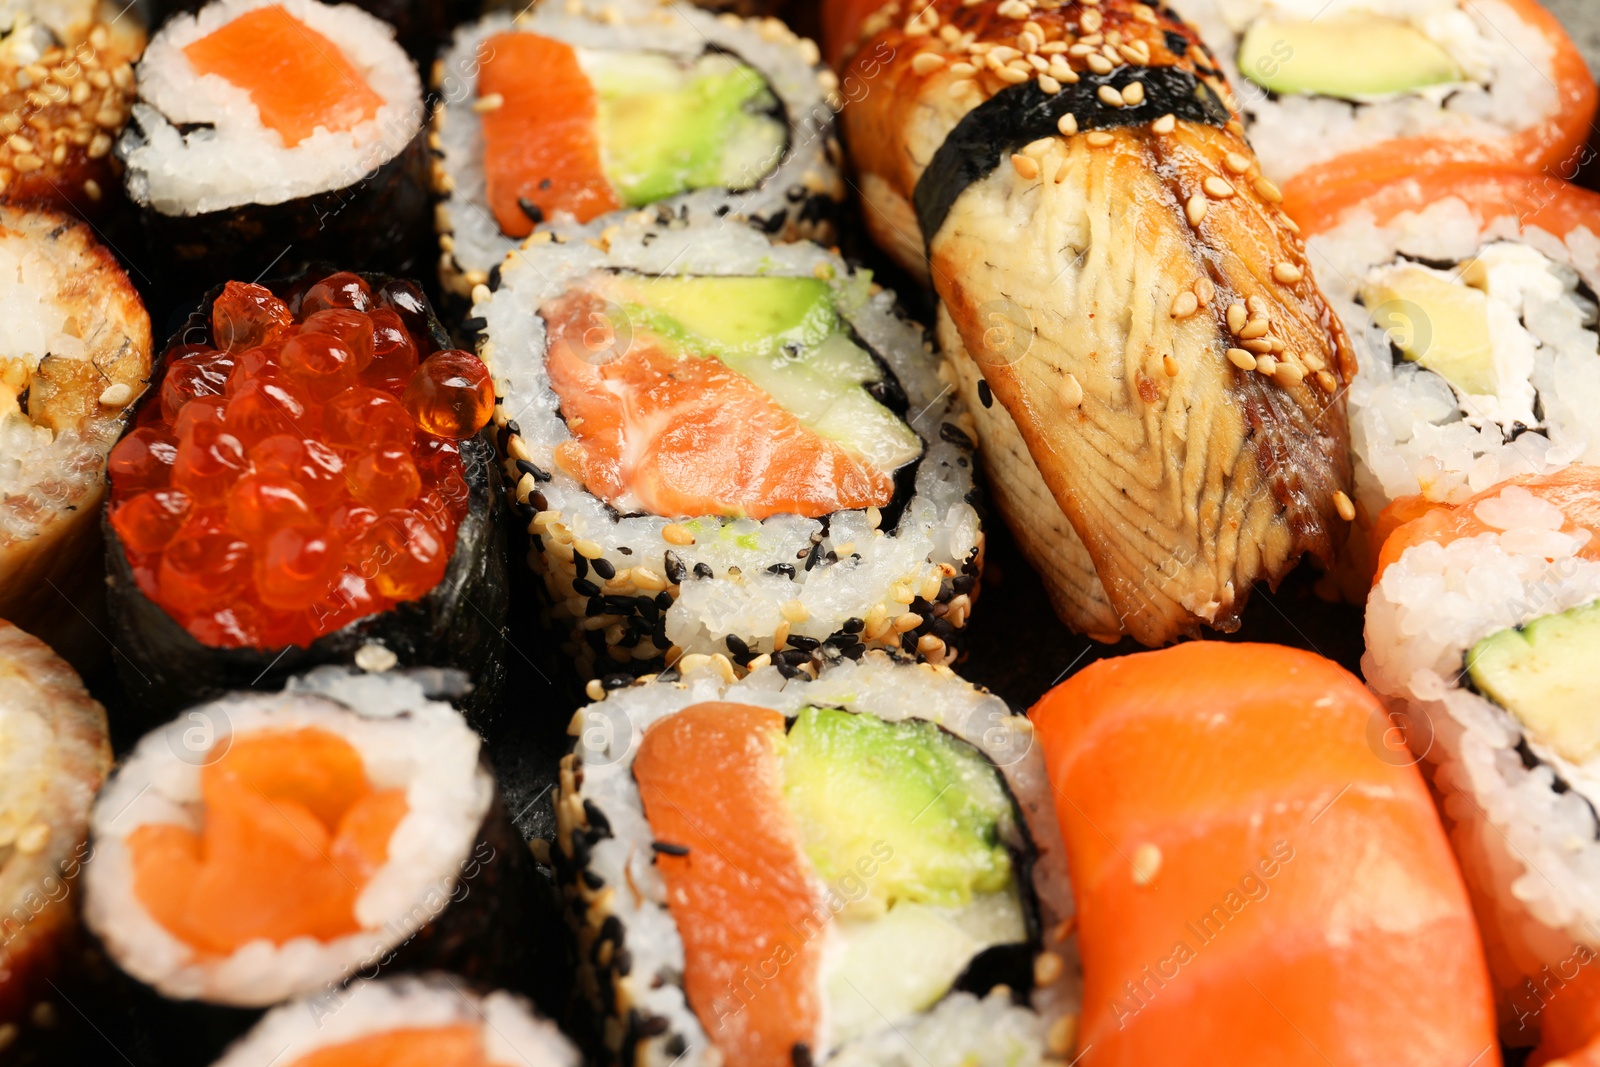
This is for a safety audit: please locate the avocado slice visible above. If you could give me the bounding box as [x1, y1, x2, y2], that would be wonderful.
[1360, 263, 1497, 396]
[1238, 15, 1462, 100]
[605, 275, 924, 474]
[585, 50, 787, 206]
[782, 706, 1016, 912]
[1467, 601, 1600, 766]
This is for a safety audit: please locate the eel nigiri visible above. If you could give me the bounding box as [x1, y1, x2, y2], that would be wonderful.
[825, 0, 1355, 645]
[1032, 642, 1499, 1065]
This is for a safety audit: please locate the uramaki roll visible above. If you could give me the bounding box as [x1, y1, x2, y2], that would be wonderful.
[827, 0, 1355, 646]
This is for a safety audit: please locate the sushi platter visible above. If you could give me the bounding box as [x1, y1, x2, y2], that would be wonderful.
[2, 0, 1600, 1064]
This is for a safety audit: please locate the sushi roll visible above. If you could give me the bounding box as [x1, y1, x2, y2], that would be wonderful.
[207, 975, 579, 1067]
[1164, 0, 1597, 221]
[479, 213, 981, 683]
[120, 0, 430, 298]
[102, 268, 507, 723]
[1300, 169, 1600, 593]
[0, 203, 152, 667]
[145, 0, 478, 70]
[82, 667, 551, 1066]
[826, 0, 1356, 646]
[430, 0, 844, 297]
[0, 0, 144, 217]
[1364, 468, 1600, 1051]
[0, 620, 111, 1049]
[552, 652, 1077, 1067]
[1032, 642, 1500, 1066]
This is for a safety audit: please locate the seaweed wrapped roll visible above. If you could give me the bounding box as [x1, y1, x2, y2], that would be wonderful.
[553, 652, 1076, 1066]
[478, 214, 981, 682]
[431, 0, 843, 295]
[103, 269, 506, 721]
[83, 668, 549, 1065]
[121, 0, 429, 295]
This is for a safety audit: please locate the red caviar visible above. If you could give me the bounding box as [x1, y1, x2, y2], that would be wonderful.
[106, 274, 494, 650]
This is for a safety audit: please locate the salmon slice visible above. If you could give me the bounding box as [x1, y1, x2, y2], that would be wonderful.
[478, 34, 620, 236]
[633, 702, 823, 1067]
[183, 5, 383, 148]
[289, 1026, 488, 1067]
[128, 727, 407, 954]
[1374, 467, 1600, 581]
[1031, 643, 1499, 1066]
[1533, 963, 1600, 1066]
[544, 290, 894, 519]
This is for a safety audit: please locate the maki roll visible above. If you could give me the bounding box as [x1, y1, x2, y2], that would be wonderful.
[1300, 169, 1600, 593]
[121, 0, 429, 297]
[0, 620, 111, 1048]
[1033, 642, 1499, 1066]
[0, 0, 144, 217]
[103, 268, 507, 722]
[1364, 468, 1600, 1053]
[827, 0, 1355, 645]
[1166, 0, 1597, 220]
[552, 652, 1077, 1066]
[431, 0, 844, 296]
[478, 213, 981, 683]
[207, 975, 579, 1067]
[0, 203, 151, 665]
[82, 668, 550, 1066]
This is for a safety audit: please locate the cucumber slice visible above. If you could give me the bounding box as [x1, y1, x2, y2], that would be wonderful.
[1238, 15, 1461, 100]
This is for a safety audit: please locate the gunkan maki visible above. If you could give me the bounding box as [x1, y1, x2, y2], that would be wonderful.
[102, 268, 508, 724]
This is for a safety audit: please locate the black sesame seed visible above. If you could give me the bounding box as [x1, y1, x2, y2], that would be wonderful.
[777, 648, 812, 666]
[804, 542, 823, 572]
[665, 1035, 689, 1056]
[488, 264, 502, 291]
[518, 197, 545, 224]
[573, 577, 600, 597]
[726, 634, 750, 657]
[538, 178, 553, 190]
[693, 562, 714, 579]
[460, 316, 487, 334]
[655, 591, 672, 611]
[953, 574, 976, 595]
[615, 948, 633, 976]
[506, 420, 522, 436]
[529, 491, 548, 511]
[841, 643, 866, 660]
[571, 834, 590, 867]
[636, 1015, 671, 1038]
[901, 631, 919, 654]
[574, 555, 588, 579]
[635, 596, 660, 622]
[793, 1043, 815, 1067]
[591, 557, 616, 580]
[652, 617, 670, 649]
[787, 634, 820, 652]
[599, 914, 623, 944]
[586, 596, 606, 617]
[768, 562, 797, 579]
[604, 595, 637, 615]
[787, 184, 806, 202]
[760, 211, 787, 234]
[841, 616, 864, 634]
[581, 869, 604, 889]
[515, 458, 552, 482]
[939, 422, 974, 448]
[618, 546, 633, 554]
[776, 660, 800, 679]
[652, 841, 691, 856]
[664, 550, 687, 584]
[583, 800, 613, 837]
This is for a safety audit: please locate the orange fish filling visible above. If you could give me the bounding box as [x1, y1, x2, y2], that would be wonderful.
[633, 703, 824, 1067]
[128, 727, 407, 954]
[543, 290, 894, 519]
[183, 5, 383, 147]
[288, 1026, 493, 1067]
[477, 33, 619, 235]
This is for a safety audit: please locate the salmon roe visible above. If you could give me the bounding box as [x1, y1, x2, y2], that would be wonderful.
[107, 274, 494, 650]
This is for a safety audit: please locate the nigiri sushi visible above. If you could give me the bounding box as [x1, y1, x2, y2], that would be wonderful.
[1032, 642, 1499, 1065]
[826, 0, 1356, 646]
[1364, 467, 1600, 1049]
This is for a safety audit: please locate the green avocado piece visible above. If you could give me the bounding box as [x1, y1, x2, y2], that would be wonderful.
[782, 706, 1016, 914]
[1360, 263, 1497, 396]
[1467, 601, 1600, 765]
[608, 275, 923, 474]
[1238, 15, 1462, 100]
[587, 51, 787, 207]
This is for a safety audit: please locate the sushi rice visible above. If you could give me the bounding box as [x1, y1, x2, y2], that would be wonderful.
[479, 213, 982, 681]
[430, 0, 844, 295]
[209, 975, 578, 1067]
[122, 0, 423, 216]
[552, 652, 1077, 1067]
[1364, 478, 1600, 1040]
[83, 668, 494, 1006]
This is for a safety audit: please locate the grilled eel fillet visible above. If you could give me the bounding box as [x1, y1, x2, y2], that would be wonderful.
[833, 0, 1355, 645]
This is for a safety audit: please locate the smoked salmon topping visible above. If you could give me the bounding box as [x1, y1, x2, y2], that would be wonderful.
[287, 1026, 492, 1067]
[128, 726, 407, 955]
[633, 702, 824, 1067]
[477, 33, 620, 235]
[183, 5, 383, 147]
[543, 289, 895, 519]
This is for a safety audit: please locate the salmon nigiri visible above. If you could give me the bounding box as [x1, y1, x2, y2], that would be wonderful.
[1032, 642, 1499, 1066]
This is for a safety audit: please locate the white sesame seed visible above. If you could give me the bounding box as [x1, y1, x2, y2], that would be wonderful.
[1097, 84, 1125, 107]
[1333, 490, 1356, 522]
[1194, 277, 1215, 304]
[1317, 369, 1338, 393]
[98, 382, 133, 407]
[1068, 43, 1096, 57]
[1018, 30, 1040, 53]
[1279, 212, 1302, 234]
[1061, 373, 1084, 407]
[1027, 53, 1049, 71]
[947, 78, 975, 96]
[950, 61, 977, 75]
[1203, 176, 1236, 199]
[1086, 52, 1114, 74]
[1275, 361, 1305, 386]
[1273, 262, 1304, 284]
[1247, 295, 1271, 319]
[1131, 843, 1162, 886]
[912, 51, 945, 74]
[1057, 112, 1079, 136]
[1254, 175, 1285, 203]
[1226, 303, 1249, 334]
[1011, 153, 1040, 180]
[1238, 319, 1269, 340]
[1171, 291, 1199, 319]
[1227, 348, 1257, 371]
[472, 92, 504, 113]
[1152, 112, 1176, 134]
[1256, 354, 1278, 377]
[1087, 130, 1115, 146]
[1081, 8, 1102, 31]
[997, 65, 1031, 84]
[1224, 152, 1251, 175]
[1163, 353, 1180, 377]
[355, 642, 399, 673]
[1038, 74, 1061, 94]
[1242, 338, 1274, 354]
[1185, 194, 1207, 227]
